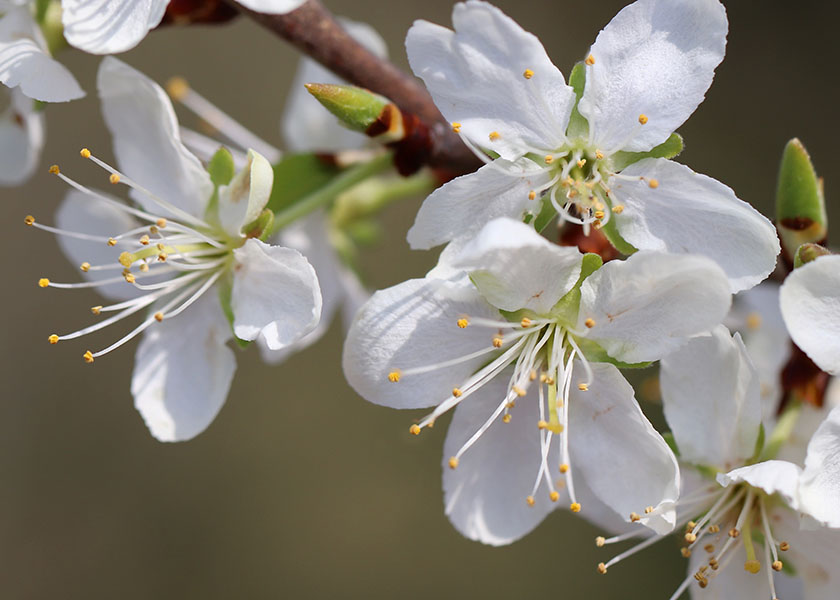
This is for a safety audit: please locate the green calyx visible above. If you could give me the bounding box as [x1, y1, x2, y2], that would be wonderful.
[776, 138, 827, 259]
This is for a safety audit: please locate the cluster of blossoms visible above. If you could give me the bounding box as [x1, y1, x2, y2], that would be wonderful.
[5, 0, 838, 598]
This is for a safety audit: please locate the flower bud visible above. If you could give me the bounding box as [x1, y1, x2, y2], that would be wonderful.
[305, 84, 404, 142]
[776, 138, 827, 263]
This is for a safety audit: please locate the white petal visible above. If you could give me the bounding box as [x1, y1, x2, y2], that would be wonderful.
[452, 217, 582, 314]
[217, 149, 273, 237]
[579, 0, 727, 153]
[405, 0, 574, 160]
[97, 57, 213, 219]
[258, 211, 347, 364]
[660, 325, 761, 470]
[231, 239, 322, 349]
[62, 0, 168, 54]
[55, 189, 145, 301]
[282, 18, 387, 153]
[771, 508, 840, 600]
[407, 159, 550, 250]
[443, 374, 559, 545]
[780, 255, 840, 375]
[612, 158, 779, 293]
[687, 543, 770, 600]
[235, 0, 305, 14]
[569, 362, 679, 534]
[0, 8, 84, 102]
[579, 252, 731, 364]
[132, 290, 235, 442]
[343, 277, 502, 409]
[717, 460, 801, 509]
[798, 405, 840, 528]
[0, 87, 43, 185]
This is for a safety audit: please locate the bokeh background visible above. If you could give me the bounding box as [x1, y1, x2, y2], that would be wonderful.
[2, 0, 839, 597]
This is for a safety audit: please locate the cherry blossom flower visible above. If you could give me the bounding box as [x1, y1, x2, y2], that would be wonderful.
[344, 217, 732, 544]
[404, 0, 779, 293]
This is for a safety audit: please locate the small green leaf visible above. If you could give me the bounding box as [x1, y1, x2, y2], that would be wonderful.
[566, 62, 589, 139]
[574, 337, 652, 369]
[533, 195, 557, 232]
[600, 216, 638, 255]
[207, 147, 235, 187]
[266, 154, 341, 214]
[776, 139, 827, 259]
[793, 243, 831, 268]
[610, 133, 684, 171]
[579, 252, 603, 280]
[305, 84, 390, 133]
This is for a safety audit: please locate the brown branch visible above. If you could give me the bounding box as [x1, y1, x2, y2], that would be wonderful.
[233, 0, 481, 175]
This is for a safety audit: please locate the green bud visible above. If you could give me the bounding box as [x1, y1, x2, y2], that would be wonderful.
[793, 243, 831, 269]
[776, 138, 827, 260]
[207, 146, 235, 187]
[305, 84, 403, 140]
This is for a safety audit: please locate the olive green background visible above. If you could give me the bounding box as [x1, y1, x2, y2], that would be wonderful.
[2, 1, 838, 598]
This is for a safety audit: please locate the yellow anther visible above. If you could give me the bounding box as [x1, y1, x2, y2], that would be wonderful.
[540, 373, 547, 383]
[451, 122, 462, 133]
[166, 76, 190, 101]
[546, 423, 564, 434]
[644, 506, 654, 514]
[779, 541, 790, 552]
[772, 561, 783, 572]
[704, 544, 715, 553]
[584, 318, 596, 328]
[79, 148, 91, 158]
[577, 158, 587, 168]
[513, 386, 527, 397]
[697, 579, 708, 589]
[520, 317, 532, 328]
[686, 521, 697, 530]
[559, 463, 569, 474]
[648, 178, 659, 189]
[528, 190, 536, 200]
[506, 401, 516, 409]
[502, 414, 512, 423]
[107, 238, 117, 247]
[83, 350, 94, 364]
[48, 334, 59, 345]
[638, 114, 648, 125]
[118, 252, 133, 267]
[80, 262, 90, 272]
[747, 312, 762, 330]
[595, 536, 606, 548]
[681, 547, 692, 558]
[597, 562, 607, 574]
[409, 424, 421, 435]
[24, 215, 35, 226]
[452, 387, 462, 398]
[744, 560, 761, 574]
[156, 218, 167, 228]
[523, 68, 534, 79]
[537, 420, 548, 430]
[91, 305, 102, 315]
[729, 528, 740, 538]
[488, 131, 500, 141]
[578, 383, 589, 391]
[492, 336, 503, 348]
[685, 532, 697, 543]
[549, 490, 560, 502]
[139, 235, 150, 246]
[49, 164, 60, 175]
[612, 204, 624, 214]
[388, 370, 401, 383]
[585, 54, 595, 66]
[698, 566, 708, 574]
[157, 253, 167, 262]
[563, 176, 575, 187]
[594, 210, 605, 220]
[456, 317, 469, 328]
[109, 173, 121, 184]
[156, 243, 165, 251]
[708, 524, 720, 534]
[529, 369, 537, 381]
[630, 512, 642, 523]
[124, 273, 136, 284]
[544, 376, 555, 385]
[154, 312, 164, 322]
[544, 155, 554, 165]
[148, 225, 159, 235]
[139, 263, 150, 272]
[38, 278, 50, 288]
[595, 150, 604, 160]
[448, 457, 459, 469]
[570, 502, 581, 513]
[526, 496, 536, 507]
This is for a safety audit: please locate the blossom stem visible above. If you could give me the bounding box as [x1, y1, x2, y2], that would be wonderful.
[760, 399, 802, 461]
[269, 152, 394, 235]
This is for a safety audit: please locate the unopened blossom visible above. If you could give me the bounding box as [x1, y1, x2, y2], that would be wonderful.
[597, 325, 840, 599]
[780, 254, 840, 376]
[61, 0, 308, 55]
[28, 57, 322, 441]
[404, 0, 779, 293]
[344, 217, 733, 544]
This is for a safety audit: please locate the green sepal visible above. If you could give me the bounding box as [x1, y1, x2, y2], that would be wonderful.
[217, 272, 251, 349]
[35, 0, 51, 23]
[547, 253, 603, 325]
[566, 62, 589, 139]
[39, 1, 67, 55]
[305, 84, 389, 133]
[266, 153, 341, 214]
[243, 208, 275, 242]
[208, 147, 235, 187]
[793, 242, 831, 269]
[610, 133, 684, 171]
[749, 423, 766, 464]
[600, 216, 638, 256]
[345, 219, 382, 246]
[573, 337, 652, 369]
[662, 432, 680, 457]
[532, 195, 557, 233]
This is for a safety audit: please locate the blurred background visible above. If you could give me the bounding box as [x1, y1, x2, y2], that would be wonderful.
[2, 0, 839, 597]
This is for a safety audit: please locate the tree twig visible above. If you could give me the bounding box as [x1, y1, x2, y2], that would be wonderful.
[232, 0, 481, 175]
